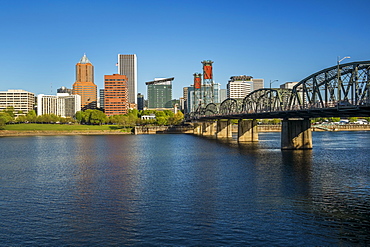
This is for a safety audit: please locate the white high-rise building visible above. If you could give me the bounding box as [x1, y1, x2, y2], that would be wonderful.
[118, 54, 137, 106]
[37, 93, 81, 118]
[0, 89, 35, 116]
[227, 76, 253, 99]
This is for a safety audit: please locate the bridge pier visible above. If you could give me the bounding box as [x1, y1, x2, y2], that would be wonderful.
[216, 120, 232, 139]
[281, 119, 312, 150]
[193, 123, 202, 136]
[203, 121, 216, 138]
[238, 119, 258, 142]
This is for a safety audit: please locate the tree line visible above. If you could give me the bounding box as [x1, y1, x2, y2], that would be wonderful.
[0, 106, 184, 129]
[76, 109, 184, 126]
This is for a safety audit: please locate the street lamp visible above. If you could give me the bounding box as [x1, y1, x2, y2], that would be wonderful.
[269, 80, 278, 112]
[270, 79, 278, 89]
[337, 56, 350, 101]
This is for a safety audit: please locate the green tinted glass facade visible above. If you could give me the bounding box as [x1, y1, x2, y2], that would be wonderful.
[147, 83, 172, 108]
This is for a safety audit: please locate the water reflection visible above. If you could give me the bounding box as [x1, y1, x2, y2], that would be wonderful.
[193, 132, 370, 244]
[0, 133, 369, 245]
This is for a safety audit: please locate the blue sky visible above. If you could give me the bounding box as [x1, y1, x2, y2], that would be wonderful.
[1, 0, 370, 99]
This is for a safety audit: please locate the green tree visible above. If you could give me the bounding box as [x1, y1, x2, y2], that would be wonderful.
[109, 114, 127, 126]
[26, 110, 37, 123]
[261, 119, 269, 125]
[16, 115, 27, 123]
[85, 109, 107, 125]
[163, 110, 174, 117]
[155, 111, 166, 118]
[348, 117, 358, 123]
[0, 112, 13, 129]
[271, 118, 281, 125]
[60, 117, 73, 124]
[37, 114, 52, 123]
[75, 111, 84, 123]
[156, 116, 167, 126]
[128, 109, 139, 118]
[168, 111, 184, 125]
[3, 106, 15, 118]
[50, 114, 60, 123]
[328, 117, 340, 122]
[82, 110, 93, 123]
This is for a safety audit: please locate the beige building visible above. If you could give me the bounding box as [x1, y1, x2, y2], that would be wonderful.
[0, 89, 35, 116]
[72, 54, 97, 110]
[252, 78, 264, 91]
[280, 81, 299, 89]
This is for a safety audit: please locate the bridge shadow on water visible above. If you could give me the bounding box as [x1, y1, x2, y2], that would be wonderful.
[193, 132, 314, 166]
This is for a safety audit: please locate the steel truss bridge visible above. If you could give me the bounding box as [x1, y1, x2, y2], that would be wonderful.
[188, 61, 370, 120]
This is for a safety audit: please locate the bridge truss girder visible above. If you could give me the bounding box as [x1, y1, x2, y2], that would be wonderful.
[290, 61, 370, 110]
[189, 61, 370, 120]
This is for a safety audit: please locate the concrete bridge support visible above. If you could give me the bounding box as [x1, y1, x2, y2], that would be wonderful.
[238, 119, 258, 142]
[193, 123, 202, 136]
[203, 121, 216, 138]
[216, 120, 232, 139]
[281, 119, 312, 150]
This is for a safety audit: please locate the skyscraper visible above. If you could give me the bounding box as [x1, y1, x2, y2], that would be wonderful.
[99, 89, 105, 109]
[118, 54, 137, 106]
[72, 54, 97, 110]
[137, 93, 144, 110]
[104, 74, 128, 116]
[146, 78, 173, 109]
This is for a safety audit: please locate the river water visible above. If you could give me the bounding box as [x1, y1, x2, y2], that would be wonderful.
[0, 132, 369, 246]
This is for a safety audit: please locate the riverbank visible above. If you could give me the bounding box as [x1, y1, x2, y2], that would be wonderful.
[0, 124, 133, 136]
[0, 130, 131, 137]
[2, 124, 370, 137]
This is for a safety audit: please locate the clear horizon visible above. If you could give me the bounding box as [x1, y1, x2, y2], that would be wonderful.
[1, 0, 369, 100]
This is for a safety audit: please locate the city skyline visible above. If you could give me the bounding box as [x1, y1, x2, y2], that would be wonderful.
[1, 0, 370, 99]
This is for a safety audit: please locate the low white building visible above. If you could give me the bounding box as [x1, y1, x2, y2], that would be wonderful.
[141, 114, 156, 120]
[37, 93, 81, 118]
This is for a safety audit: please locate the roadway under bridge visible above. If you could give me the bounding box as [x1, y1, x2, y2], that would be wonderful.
[187, 61, 370, 149]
